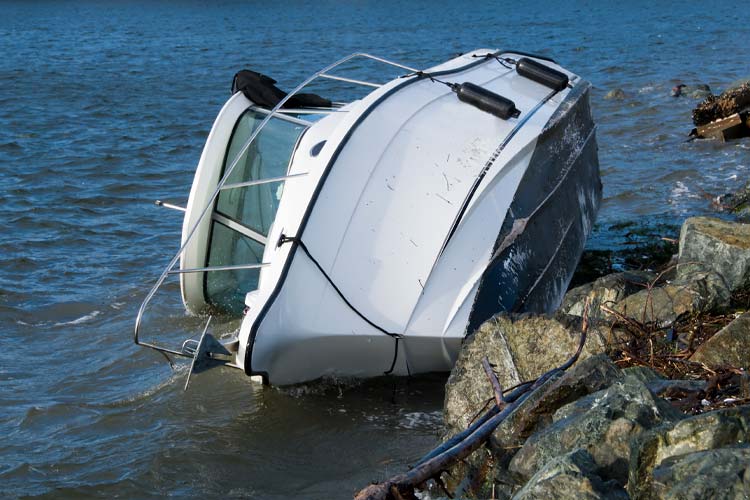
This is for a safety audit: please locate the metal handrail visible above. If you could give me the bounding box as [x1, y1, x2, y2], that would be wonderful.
[319, 73, 382, 88]
[220, 172, 308, 191]
[134, 52, 420, 357]
[168, 263, 270, 274]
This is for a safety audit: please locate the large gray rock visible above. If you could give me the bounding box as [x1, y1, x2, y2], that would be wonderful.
[623, 366, 707, 398]
[691, 312, 750, 369]
[629, 405, 750, 498]
[560, 271, 655, 319]
[444, 315, 602, 436]
[682, 83, 712, 99]
[678, 216, 750, 293]
[511, 449, 628, 500]
[491, 355, 624, 446]
[614, 269, 729, 324]
[715, 181, 750, 221]
[509, 376, 682, 485]
[442, 320, 617, 497]
[622, 365, 664, 384]
[446, 356, 623, 496]
[478, 354, 625, 491]
[650, 447, 750, 499]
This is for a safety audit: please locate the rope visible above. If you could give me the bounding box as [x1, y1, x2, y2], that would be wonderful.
[278, 235, 405, 375]
[400, 70, 457, 91]
[472, 53, 517, 69]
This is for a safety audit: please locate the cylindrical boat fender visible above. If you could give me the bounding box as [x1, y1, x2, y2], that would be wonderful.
[453, 82, 520, 120]
[516, 57, 569, 91]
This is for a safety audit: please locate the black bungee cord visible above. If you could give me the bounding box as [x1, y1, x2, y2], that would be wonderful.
[278, 234, 410, 376]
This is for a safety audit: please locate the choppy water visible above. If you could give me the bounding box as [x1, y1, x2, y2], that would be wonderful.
[1, 1, 748, 498]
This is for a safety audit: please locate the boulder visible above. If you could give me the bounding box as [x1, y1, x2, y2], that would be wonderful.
[559, 270, 655, 319]
[673, 83, 712, 99]
[511, 449, 628, 500]
[460, 356, 624, 498]
[629, 405, 750, 498]
[622, 366, 707, 398]
[650, 447, 750, 499]
[604, 89, 626, 100]
[683, 83, 712, 99]
[678, 216, 750, 293]
[509, 376, 682, 485]
[490, 355, 624, 454]
[622, 365, 664, 383]
[714, 181, 750, 221]
[688, 89, 712, 99]
[442, 318, 615, 496]
[690, 312, 750, 369]
[614, 270, 729, 324]
[645, 378, 706, 398]
[444, 315, 601, 436]
[443, 356, 622, 496]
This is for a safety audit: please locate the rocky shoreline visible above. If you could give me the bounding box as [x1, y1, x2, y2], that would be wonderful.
[438, 214, 750, 499]
[353, 86, 750, 497]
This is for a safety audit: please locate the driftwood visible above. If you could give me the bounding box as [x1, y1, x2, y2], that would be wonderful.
[354, 302, 590, 500]
[482, 357, 506, 409]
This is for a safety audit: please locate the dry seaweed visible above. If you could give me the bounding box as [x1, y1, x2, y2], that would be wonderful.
[602, 294, 748, 414]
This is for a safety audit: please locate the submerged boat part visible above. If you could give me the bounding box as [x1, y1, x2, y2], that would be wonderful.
[182, 316, 233, 390]
[134, 49, 601, 386]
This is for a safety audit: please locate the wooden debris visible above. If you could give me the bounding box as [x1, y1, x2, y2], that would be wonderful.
[482, 357, 506, 409]
[693, 83, 750, 126]
[696, 113, 747, 142]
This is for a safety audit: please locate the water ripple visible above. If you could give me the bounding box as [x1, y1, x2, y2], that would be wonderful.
[1, 0, 748, 497]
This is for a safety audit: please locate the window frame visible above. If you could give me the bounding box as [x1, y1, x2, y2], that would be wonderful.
[202, 106, 310, 311]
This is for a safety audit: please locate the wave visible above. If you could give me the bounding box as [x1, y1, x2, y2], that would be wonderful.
[53, 310, 101, 326]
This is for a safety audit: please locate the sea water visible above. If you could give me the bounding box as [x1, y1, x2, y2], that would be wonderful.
[1, 0, 748, 497]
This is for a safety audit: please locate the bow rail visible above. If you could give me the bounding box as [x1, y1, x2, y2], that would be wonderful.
[134, 52, 419, 361]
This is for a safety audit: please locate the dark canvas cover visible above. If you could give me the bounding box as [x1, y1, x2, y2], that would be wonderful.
[231, 70, 332, 109]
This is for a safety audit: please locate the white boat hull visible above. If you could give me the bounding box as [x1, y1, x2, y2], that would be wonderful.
[224, 51, 601, 384]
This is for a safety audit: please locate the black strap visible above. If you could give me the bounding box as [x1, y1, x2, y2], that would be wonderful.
[473, 53, 517, 69]
[278, 235, 404, 375]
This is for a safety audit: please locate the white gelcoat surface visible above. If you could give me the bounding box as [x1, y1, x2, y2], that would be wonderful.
[181, 50, 588, 384]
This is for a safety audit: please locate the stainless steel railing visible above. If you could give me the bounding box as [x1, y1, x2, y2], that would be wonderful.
[134, 52, 418, 359]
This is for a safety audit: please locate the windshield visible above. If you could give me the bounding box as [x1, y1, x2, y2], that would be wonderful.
[205, 107, 307, 313]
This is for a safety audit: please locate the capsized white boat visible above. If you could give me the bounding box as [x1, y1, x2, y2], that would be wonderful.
[135, 49, 601, 386]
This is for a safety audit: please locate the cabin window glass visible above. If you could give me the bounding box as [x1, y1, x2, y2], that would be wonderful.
[205, 221, 263, 313]
[216, 181, 285, 237]
[204, 108, 306, 314]
[216, 109, 305, 236]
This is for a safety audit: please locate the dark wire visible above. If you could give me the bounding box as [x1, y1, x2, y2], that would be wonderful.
[385, 337, 400, 375]
[472, 53, 517, 70]
[400, 70, 456, 91]
[279, 235, 404, 375]
[403, 54, 518, 91]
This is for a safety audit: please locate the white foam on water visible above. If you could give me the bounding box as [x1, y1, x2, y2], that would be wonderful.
[53, 310, 101, 326]
[670, 180, 702, 202]
[399, 410, 442, 430]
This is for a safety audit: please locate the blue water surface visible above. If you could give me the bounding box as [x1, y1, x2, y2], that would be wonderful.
[1, 1, 748, 498]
